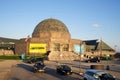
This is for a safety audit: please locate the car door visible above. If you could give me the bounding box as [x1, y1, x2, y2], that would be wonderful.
[84, 71, 92, 80]
[88, 72, 96, 80]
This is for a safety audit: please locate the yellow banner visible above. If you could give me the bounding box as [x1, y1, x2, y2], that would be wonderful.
[29, 43, 46, 53]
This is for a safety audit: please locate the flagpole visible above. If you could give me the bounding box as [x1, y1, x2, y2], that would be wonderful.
[25, 35, 30, 55]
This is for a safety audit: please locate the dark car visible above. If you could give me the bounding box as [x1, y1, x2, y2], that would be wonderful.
[56, 65, 72, 75]
[33, 61, 46, 73]
[28, 57, 43, 64]
[85, 57, 100, 63]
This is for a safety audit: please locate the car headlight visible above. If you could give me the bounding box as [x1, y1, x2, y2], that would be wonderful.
[62, 71, 66, 73]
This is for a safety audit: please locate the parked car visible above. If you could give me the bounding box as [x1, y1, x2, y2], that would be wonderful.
[83, 69, 116, 80]
[33, 61, 46, 73]
[56, 65, 72, 75]
[28, 57, 43, 64]
[85, 57, 100, 63]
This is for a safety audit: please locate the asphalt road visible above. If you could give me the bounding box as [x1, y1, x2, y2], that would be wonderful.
[8, 61, 83, 80]
[8, 60, 120, 80]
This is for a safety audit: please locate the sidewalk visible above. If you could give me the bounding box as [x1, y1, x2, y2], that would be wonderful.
[0, 60, 19, 80]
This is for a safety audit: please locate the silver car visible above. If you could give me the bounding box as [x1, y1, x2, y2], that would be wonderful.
[83, 69, 116, 80]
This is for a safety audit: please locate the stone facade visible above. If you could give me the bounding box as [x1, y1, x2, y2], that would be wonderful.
[15, 18, 115, 60]
[0, 49, 14, 55]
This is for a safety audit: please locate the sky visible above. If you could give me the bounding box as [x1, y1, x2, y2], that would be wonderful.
[0, 0, 120, 52]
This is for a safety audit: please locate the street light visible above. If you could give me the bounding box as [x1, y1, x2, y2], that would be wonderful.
[79, 42, 84, 75]
[114, 45, 117, 53]
[100, 38, 102, 57]
[73, 42, 84, 75]
[106, 54, 110, 70]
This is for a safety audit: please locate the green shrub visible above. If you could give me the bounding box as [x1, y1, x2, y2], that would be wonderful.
[0, 54, 48, 60]
[100, 56, 114, 60]
[25, 54, 46, 60]
[0, 55, 21, 60]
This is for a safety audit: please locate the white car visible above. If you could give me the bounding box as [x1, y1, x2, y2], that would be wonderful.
[83, 69, 116, 80]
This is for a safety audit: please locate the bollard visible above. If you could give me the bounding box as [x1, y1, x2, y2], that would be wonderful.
[90, 65, 104, 70]
[106, 65, 110, 70]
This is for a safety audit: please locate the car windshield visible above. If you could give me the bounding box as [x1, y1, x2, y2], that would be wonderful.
[61, 65, 70, 70]
[98, 73, 114, 80]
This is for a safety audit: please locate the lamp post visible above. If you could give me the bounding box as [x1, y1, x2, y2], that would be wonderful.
[58, 44, 62, 65]
[106, 54, 110, 70]
[79, 42, 84, 75]
[79, 54, 82, 75]
[114, 45, 117, 53]
[100, 38, 102, 58]
[73, 42, 84, 75]
[25, 35, 30, 55]
[97, 38, 102, 58]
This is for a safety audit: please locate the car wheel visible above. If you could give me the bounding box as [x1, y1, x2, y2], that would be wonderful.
[88, 61, 90, 63]
[56, 70, 59, 74]
[70, 72, 73, 75]
[34, 70, 37, 73]
[84, 78, 87, 80]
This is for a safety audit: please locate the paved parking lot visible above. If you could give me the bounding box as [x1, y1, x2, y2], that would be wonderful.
[0, 60, 120, 80]
[0, 60, 19, 80]
[59, 60, 120, 80]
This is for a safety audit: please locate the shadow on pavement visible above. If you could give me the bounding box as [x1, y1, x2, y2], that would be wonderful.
[9, 77, 20, 80]
[17, 64, 33, 72]
[45, 67, 80, 80]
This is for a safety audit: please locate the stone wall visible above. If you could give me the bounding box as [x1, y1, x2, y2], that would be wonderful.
[15, 39, 26, 55]
[0, 49, 14, 55]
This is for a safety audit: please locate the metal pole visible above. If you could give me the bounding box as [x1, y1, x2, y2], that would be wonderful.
[58, 45, 61, 65]
[57, 51, 60, 65]
[79, 54, 81, 74]
[100, 38, 102, 57]
[79, 43, 82, 75]
[26, 41, 28, 55]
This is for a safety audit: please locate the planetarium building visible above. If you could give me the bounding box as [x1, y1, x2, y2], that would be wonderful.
[15, 18, 115, 60]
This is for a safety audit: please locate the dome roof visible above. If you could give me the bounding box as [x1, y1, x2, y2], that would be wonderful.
[32, 18, 70, 36]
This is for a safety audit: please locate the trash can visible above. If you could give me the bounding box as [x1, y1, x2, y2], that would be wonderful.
[21, 53, 25, 60]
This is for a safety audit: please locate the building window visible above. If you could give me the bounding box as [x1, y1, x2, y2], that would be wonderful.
[53, 43, 60, 51]
[62, 44, 69, 51]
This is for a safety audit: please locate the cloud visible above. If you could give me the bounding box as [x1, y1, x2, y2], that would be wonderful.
[92, 23, 101, 28]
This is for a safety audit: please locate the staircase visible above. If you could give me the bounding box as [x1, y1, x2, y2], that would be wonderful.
[48, 51, 85, 60]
